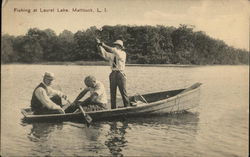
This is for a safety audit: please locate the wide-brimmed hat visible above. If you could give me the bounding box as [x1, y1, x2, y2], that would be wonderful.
[113, 40, 124, 49]
[43, 72, 55, 80]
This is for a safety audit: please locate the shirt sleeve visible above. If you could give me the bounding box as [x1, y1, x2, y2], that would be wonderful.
[47, 86, 64, 97]
[99, 46, 113, 61]
[111, 48, 126, 62]
[35, 87, 61, 110]
[93, 82, 104, 96]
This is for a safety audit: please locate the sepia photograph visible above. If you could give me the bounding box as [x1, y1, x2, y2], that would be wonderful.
[1, 0, 249, 156]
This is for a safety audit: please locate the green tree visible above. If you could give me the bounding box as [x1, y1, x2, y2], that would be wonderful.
[55, 30, 75, 61]
[1, 34, 16, 63]
[1, 25, 249, 65]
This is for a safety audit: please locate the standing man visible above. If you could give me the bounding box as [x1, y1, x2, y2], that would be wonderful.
[96, 39, 130, 109]
[31, 72, 68, 114]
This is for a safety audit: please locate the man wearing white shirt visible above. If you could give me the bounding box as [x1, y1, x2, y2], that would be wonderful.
[31, 72, 67, 114]
[97, 39, 130, 109]
[64, 75, 107, 113]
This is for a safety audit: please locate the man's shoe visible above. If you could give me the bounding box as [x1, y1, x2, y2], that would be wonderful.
[130, 102, 137, 107]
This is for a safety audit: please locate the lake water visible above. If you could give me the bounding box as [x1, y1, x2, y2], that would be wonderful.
[1, 64, 249, 156]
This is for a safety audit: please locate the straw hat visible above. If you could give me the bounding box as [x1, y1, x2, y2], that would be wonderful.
[113, 40, 124, 49]
[43, 72, 55, 80]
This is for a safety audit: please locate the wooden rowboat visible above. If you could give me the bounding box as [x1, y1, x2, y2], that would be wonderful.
[21, 83, 202, 122]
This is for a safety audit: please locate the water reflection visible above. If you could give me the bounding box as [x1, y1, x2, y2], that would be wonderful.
[105, 121, 129, 156]
[84, 124, 105, 154]
[23, 112, 199, 156]
[129, 112, 200, 126]
[27, 123, 63, 142]
[103, 112, 199, 156]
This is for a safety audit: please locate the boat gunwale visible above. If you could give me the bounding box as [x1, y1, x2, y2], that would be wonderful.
[21, 83, 202, 119]
[125, 85, 201, 111]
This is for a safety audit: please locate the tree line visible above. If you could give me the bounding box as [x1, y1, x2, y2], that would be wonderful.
[1, 24, 249, 64]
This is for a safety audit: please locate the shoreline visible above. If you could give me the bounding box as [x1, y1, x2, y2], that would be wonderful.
[1, 61, 248, 67]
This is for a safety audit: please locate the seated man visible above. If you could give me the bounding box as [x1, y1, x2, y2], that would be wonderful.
[31, 72, 68, 114]
[64, 75, 107, 113]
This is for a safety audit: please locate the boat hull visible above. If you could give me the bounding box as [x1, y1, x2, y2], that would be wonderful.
[21, 83, 201, 122]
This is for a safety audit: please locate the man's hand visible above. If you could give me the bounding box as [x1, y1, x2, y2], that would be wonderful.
[62, 94, 67, 100]
[96, 38, 101, 44]
[96, 38, 103, 46]
[58, 108, 65, 114]
[54, 105, 65, 114]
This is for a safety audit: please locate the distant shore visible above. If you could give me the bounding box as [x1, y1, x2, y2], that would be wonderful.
[2, 61, 247, 67]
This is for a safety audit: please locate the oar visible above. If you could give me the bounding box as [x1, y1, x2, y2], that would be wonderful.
[79, 105, 92, 127]
[138, 94, 149, 104]
[66, 99, 92, 127]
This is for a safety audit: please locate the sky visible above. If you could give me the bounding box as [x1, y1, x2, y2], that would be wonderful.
[2, 0, 250, 50]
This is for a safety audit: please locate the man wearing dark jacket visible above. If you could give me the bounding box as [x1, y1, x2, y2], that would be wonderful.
[31, 72, 67, 114]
